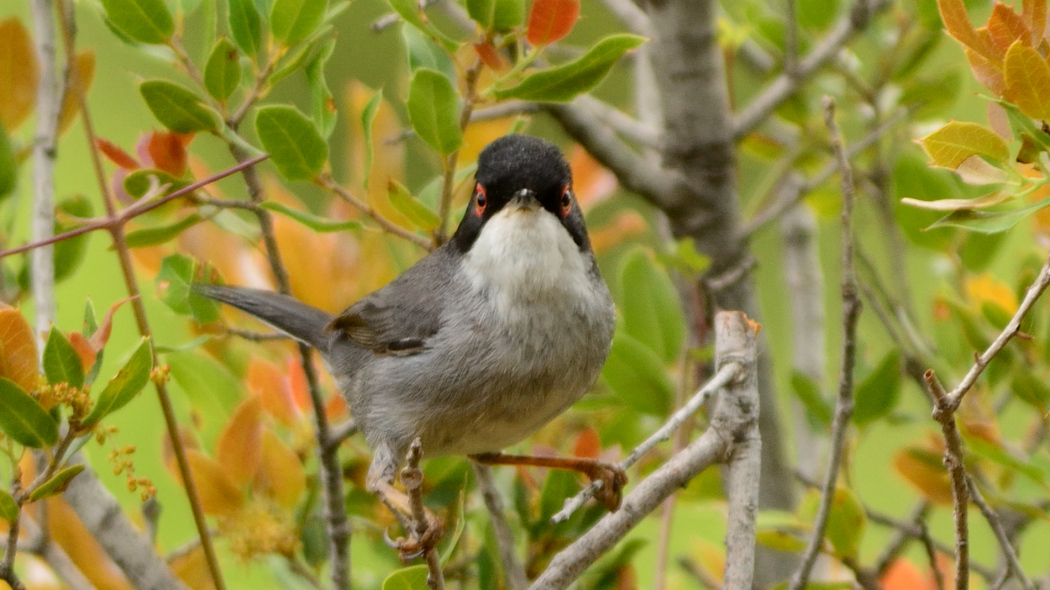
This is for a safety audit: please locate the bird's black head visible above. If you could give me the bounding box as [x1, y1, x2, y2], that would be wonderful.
[451, 135, 592, 253]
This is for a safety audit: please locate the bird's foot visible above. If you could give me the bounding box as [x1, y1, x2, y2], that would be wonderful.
[579, 461, 628, 511]
[385, 509, 443, 561]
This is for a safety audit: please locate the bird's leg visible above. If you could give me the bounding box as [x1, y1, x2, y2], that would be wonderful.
[470, 452, 628, 511]
[370, 440, 443, 561]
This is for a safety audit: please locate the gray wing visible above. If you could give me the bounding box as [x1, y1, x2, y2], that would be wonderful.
[326, 246, 458, 355]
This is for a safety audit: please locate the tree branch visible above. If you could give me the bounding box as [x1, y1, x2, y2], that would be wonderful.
[733, 0, 892, 140]
[532, 311, 758, 589]
[790, 97, 861, 590]
[966, 477, 1034, 590]
[924, 371, 969, 590]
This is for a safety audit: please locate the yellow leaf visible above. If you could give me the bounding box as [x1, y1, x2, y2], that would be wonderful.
[216, 395, 263, 486]
[1004, 40, 1050, 119]
[0, 17, 38, 130]
[917, 121, 1010, 169]
[185, 450, 244, 515]
[169, 545, 216, 590]
[966, 274, 1018, 314]
[57, 50, 96, 135]
[894, 446, 953, 505]
[0, 308, 40, 392]
[257, 430, 305, 509]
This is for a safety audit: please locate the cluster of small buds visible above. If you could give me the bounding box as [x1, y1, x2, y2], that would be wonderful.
[94, 424, 119, 445]
[107, 443, 155, 500]
[40, 381, 93, 421]
[150, 364, 171, 386]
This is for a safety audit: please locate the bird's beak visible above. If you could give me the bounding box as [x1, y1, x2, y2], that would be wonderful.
[510, 188, 540, 210]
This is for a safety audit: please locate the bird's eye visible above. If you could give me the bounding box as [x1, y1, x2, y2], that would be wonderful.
[560, 185, 572, 217]
[475, 184, 487, 215]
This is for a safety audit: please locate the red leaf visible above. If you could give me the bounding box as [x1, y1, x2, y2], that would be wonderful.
[526, 0, 580, 46]
[937, 0, 1000, 62]
[89, 297, 134, 353]
[96, 138, 140, 170]
[987, 4, 1030, 54]
[68, 332, 97, 374]
[473, 42, 506, 71]
[146, 131, 191, 176]
[572, 426, 601, 459]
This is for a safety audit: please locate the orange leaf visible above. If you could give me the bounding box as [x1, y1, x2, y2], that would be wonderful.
[937, 0, 1000, 62]
[572, 426, 601, 459]
[526, 0, 580, 46]
[881, 560, 931, 590]
[893, 446, 953, 505]
[216, 395, 263, 486]
[987, 4, 1031, 53]
[257, 430, 305, 509]
[88, 297, 133, 353]
[0, 308, 40, 392]
[1022, 0, 1046, 44]
[0, 17, 39, 130]
[1004, 40, 1050, 119]
[249, 359, 300, 426]
[473, 42, 506, 71]
[286, 356, 311, 413]
[96, 139, 140, 170]
[68, 332, 97, 374]
[47, 498, 133, 590]
[185, 450, 244, 515]
[965, 47, 1007, 96]
[57, 50, 95, 135]
[146, 131, 191, 177]
[325, 394, 348, 422]
[169, 545, 216, 590]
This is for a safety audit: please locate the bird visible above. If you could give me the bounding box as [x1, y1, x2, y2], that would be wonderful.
[194, 134, 623, 552]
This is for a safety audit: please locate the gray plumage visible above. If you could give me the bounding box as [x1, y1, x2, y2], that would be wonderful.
[194, 135, 615, 489]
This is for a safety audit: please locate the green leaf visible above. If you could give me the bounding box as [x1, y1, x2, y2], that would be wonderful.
[255, 105, 328, 181]
[0, 489, 16, 522]
[28, 464, 85, 502]
[360, 89, 382, 189]
[43, 328, 84, 389]
[156, 254, 221, 323]
[0, 378, 59, 448]
[100, 0, 174, 44]
[388, 179, 440, 232]
[0, 124, 15, 201]
[492, 0, 525, 31]
[383, 0, 458, 50]
[407, 68, 462, 155]
[268, 36, 324, 87]
[790, 372, 832, 430]
[166, 350, 244, 427]
[54, 195, 93, 283]
[402, 25, 456, 81]
[261, 201, 362, 232]
[852, 350, 902, 426]
[123, 169, 190, 199]
[82, 339, 153, 427]
[600, 332, 674, 416]
[797, 0, 839, 30]
[466, 0, 494, 28]
[999, 100, 1050, 151]
[204, 38, 241, 102]
[917, 121, 1010, 169]
[798, 487, 866, 558]
[305, 39, 337, 138]
[228, 0, 262, 57]
[755, 510, 810, 553]
[140, 80, 219, 133]
[270, 0, 328, 45]
[494, 34, 645, 102]
[125, 214, 204, 248]
[928, 194, 1050, 234]
[1012, 371, 1050, 410]
[966, 435, 1047, 485]
[382, 565, 429, 590]
[618, 248, 686, 363]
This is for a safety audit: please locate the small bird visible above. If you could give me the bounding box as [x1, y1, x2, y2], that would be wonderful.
[195, 134, 622, 550]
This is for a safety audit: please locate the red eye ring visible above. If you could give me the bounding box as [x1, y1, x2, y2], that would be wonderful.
[475, 184, 487, 215]
[560, 185, 572, 217]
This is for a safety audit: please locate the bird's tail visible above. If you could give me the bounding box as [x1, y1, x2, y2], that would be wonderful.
[193, 284, 333, 349]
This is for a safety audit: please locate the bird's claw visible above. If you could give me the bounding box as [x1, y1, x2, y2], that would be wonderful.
[385, 512, 444, 562]
[586, 462, 628, 512]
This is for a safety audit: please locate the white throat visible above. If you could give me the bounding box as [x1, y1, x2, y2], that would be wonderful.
[461, 206, 593, 317]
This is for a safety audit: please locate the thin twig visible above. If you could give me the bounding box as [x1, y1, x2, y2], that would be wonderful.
[925, 371, 970, 590]
[319, 175, 433, 250]
[784, 0, 799, 76]
[473, 464, 528, 590]
[678, 557, 723, 590]
[324, 419, 359, 452]
[966, 477, 1034, 590]
[790, 96, 861, 590]
[55, 4, 227, 587]
[0, 477, 26, 590]
[404, 439, 445, 590]
[733, 0, 891, 139]
[436, 58, 482, 243]
[550, 361, 739, 523]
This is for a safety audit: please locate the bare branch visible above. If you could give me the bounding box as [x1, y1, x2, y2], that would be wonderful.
[533, 311, 758, 589]
[544, 101, 683, 211]
[966, 477, 1034, 590]
[924, 371, 970, 590]
[575, 95, 661, 149]
[551, 361, 739, 523]
[940, 253, 1050, 415]
[404, 440, 445, 590]
[790, 97, 861, 590]
[733, 0, 892, 140]
[325, 419, 359, 452]
[319, 174, 434, 251]
[473, 464, 528, 590]
[0, 476, 25, 590]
